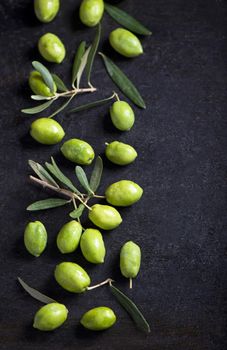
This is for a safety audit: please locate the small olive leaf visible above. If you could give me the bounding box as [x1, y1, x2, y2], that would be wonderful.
[32, 61, 55, 93]
[68, 93, 115, 114]
[69, 204, 85, 219]
[99, 53, 146, 109]
[52, 74, 68, 92]
[89, 156, 103, 192]
[72, 41, 86, 86]
[21, 99, 54, 115]
[76, 46, 91, 89]
[104, 3, 152, 36]
[18, 277, 57, 304]
[48, 95, 75, 119]
[75, 166, 94, 195]
[31, 95, 51, 101]
[86, 23, 101, 85]
[110, 284, 150, 334]
[28, 160, 59, 187]
[27, 198, 70, 211]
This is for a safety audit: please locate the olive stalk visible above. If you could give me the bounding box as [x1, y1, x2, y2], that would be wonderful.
[87, 278, 114, 291]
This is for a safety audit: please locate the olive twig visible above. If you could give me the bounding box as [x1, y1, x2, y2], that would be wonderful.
[87, 278, 114, 291]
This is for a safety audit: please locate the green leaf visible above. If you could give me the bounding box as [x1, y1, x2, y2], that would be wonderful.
[18, 277, 56, 304]
[72, 41, 86, 86]
[32, 61, 55, 93]
[69, 204, 85, 219]
[104, 3, 151, 36]
[28, 160, 59, 187]
[89, 156, 103, 192]
[27, 198, 69, 211]
[21, 100, 54, 114]
[76, 46, 91, 88]
[52, 74, 68, 92]
[99, 53, 146, 109]
[86, 23, 101, 85]
[110, 284, 150, 333]
[68, 94, 115, 113]
[75, 166, 94, 195]
[31, 95, 51, 101]
[48, 95, 75, 119]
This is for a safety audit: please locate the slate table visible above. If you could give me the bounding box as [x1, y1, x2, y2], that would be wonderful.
[0, 1, 227, 349]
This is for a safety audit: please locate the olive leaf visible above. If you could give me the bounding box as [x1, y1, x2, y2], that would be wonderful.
[21, 99, 54, 114]
[27, 198, 70, 211]
[99, 53, 146, 109]
[69, 204, 85, 219]
[89, 156, 103, 192]
[28, 160, 59, 187]
[110, 284, 150, 333]
[72, 41, 86, 87]
[52, 73, 68, 92]
[75, 166, 94, 195]
[86, 23, 101, 86]
[48, 95, 75, 119]
[18, 277, 56, 304]
[76, 46, 91, 89]
[104, 3, 152, 36]
[31, 95, 51, 101]
[32, 61, 55, 93]
[68, 93, 115, 113]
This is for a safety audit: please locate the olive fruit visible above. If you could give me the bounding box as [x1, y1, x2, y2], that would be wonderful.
[110, 101, 135, 131]
[88, 204, 122, 230]
[29, 71, 56, 97]
[54, 262, 91, 293]
[34, 0, 60, 23]
[120, 241, 141, 281]
[61, 138, 95, 165]
[80, 306, 116, 331]
[24, 221, 47, 257]
[105, 180, 143, 206]
[109, 28, 143, 58]
[38, 33, 66, 63]
[33, 303, 68, 331]
[80, 228, 106, 264]
[79, 0, 104, 27]
[56, 221, 82, 254]
[30, 117, 65, 145]
[105, 141, 137, 165]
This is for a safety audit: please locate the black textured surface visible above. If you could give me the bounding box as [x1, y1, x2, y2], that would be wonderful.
[1, 1, 227, 349]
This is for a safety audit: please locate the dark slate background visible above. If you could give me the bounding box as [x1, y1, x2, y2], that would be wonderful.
[0, 0, 227, 349]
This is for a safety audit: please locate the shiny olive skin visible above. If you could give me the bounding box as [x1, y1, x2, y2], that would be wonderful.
[89, 204, 122, 230]
[29, 71, 57, 97]
[110, 101, 135, 131]
[61, 138, 95, 165]
[120, 241, 141, 279]
[105, 180, 143, 207]
[33, 303, 68, 331]
[109, 28, 143, 58]
[105, 141, 137, 166]
[80, 228, 106, 264]
[34, 0, 60, 23]
[54, 262, 91, 293]
[80, 306, 116, 331]
[38, 33, 66, 63]
[57, 221, 82, 254]
[79, 0, 104, 27]
[30, 118, 65, 145]
[24, 221, 47, 257]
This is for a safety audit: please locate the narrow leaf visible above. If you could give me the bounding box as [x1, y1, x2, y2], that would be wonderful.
[18, 277, 56, 304]
[72, 41, 86, 86]
[69, 204, 85, 219]
[75, 166, 94, 195]
[104, 3, 151, 36]
[52, 74, 68, 92]
[86, 23, 101, 85]
[27, 198, 69, 211]
[90, 156, 103, 192]
[110, 284, 150, 333]
[76, 46, 91, 89]
[21, 100, 54, 114]
[28, 160, 59, 187]
[68, 94, 115, 113]
[31, 95, 51, 101]
[32, 61, 55, 93]
[48, 95, 75, 119]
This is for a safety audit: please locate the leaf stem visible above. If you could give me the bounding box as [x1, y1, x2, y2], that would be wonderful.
[87, 278, 114, 291]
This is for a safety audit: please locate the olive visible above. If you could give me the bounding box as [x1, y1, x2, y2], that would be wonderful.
[105, 180, 143, 206]
[120, 241, 141, 281]
[109, 28, 143, 57]
[29, 71, 56, 97]
[105, 141, 137, 165]
[79, 0, 104, 27]
[110, 101, 135, 131]
[38, 33, 66, 63]
[56, 220, 82, 254]
[88, 204, 122, 230]
[24, 221, 47, 257]
[61, 138, 95, 165]
[33, 303, 68, 331]
[34, 0, 60, 23]
[80, 228, 106, 264]
[30, 117, 65, 145]
[80, 306, 116, 330]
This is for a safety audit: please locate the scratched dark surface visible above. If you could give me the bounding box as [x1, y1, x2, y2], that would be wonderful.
[0, 0, 227, 349]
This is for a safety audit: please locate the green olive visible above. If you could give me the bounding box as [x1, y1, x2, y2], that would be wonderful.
[29, 71, 57, 97]
[79, 0, 104, 27]
[110, 101, 135, 131]
[24, 221, 47, 257]
[54, 262, 91, 293]
[33, 303, 68, 331]
[105, 141, 137, 165]
[120, 241, 141, 280]
[61, 138, 95, 165]
[109, 28, 143, 58]
[38, 33, 66, 63]
[80, 306, 116, 331]
[34, 0, 60, 23]
[80, 228, 106, 264]
[57, 221, 82, 254]
[30, 117, 65, 145]
[88, 204, 122, 230]
[105, 180, 143, 207]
